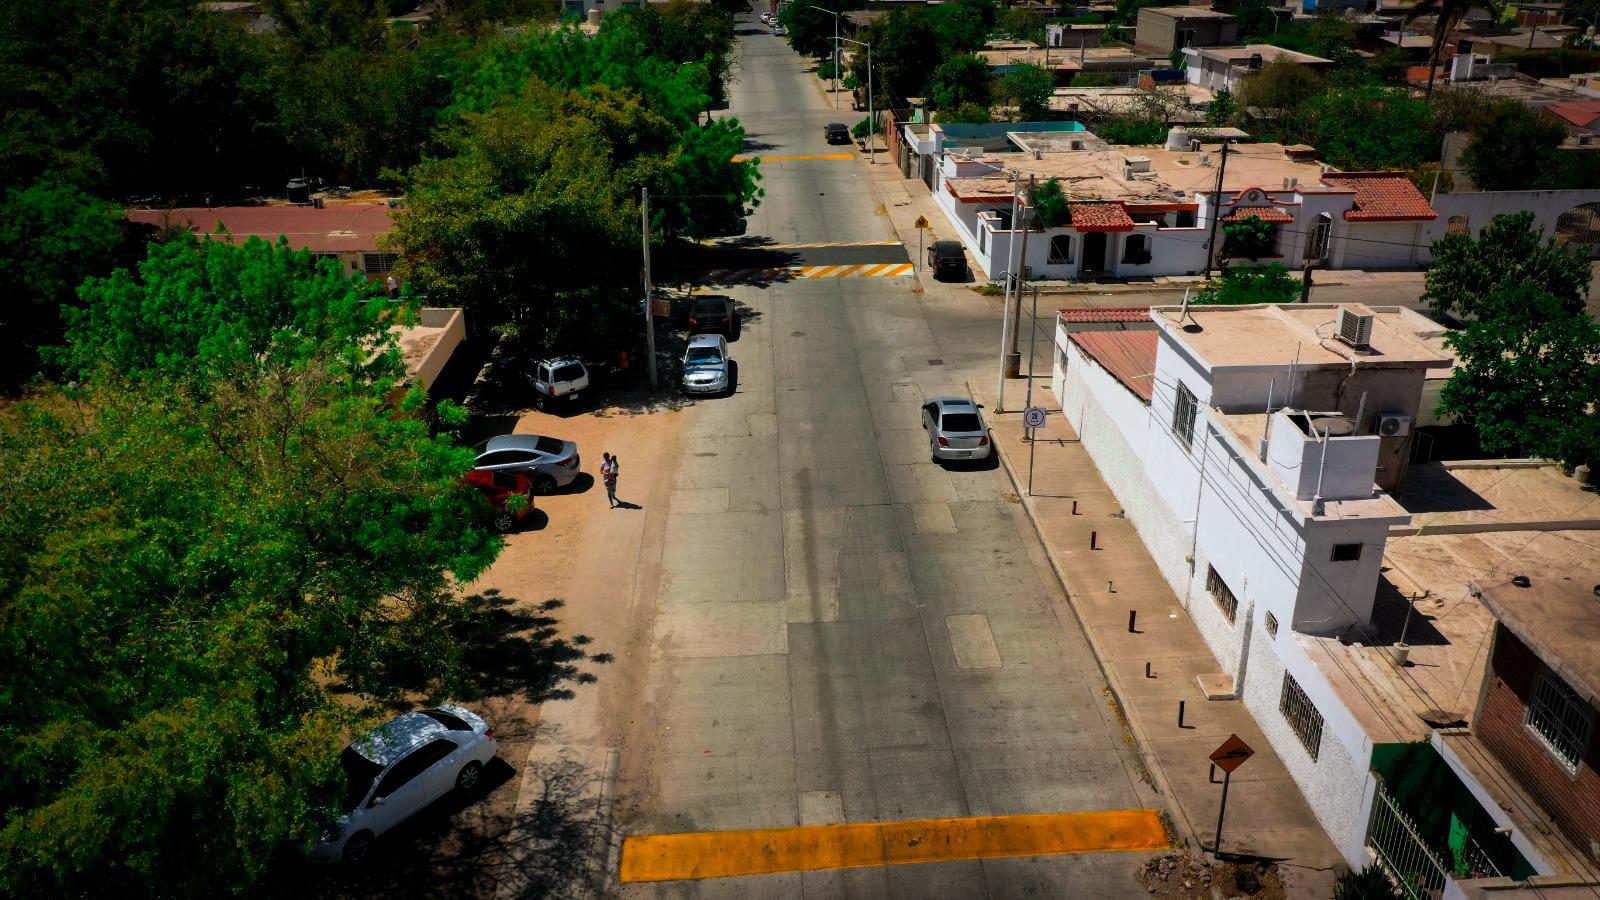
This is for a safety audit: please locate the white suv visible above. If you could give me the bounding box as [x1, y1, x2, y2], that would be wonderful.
[310, 706, 498, 864]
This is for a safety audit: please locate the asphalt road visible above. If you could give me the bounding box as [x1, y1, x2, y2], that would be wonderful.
[611, 11, 1157, 898]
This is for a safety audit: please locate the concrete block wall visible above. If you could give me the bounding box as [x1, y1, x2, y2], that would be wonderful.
[1476, 625, 1600, 866]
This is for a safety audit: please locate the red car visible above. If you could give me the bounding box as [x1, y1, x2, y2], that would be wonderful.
[465, 469, 536, 533]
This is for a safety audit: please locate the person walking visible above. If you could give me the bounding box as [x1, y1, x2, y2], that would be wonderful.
[600, 452, 619, 508]
[385, 273, 399, 299]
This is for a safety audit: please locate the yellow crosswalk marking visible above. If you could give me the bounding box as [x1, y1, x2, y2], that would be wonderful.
[731, 153, 856, 162]
[620, 809, 1169, 883]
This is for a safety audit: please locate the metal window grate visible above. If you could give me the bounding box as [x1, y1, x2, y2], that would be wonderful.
[362, 252, 398, 274]
[1279, 673, 1323, 761]
[1205, 566, 1238, 624]
[1265, 611, 1278, 636]
[1526, 668, 1595, 774]
[1171, 382, 1197, 450]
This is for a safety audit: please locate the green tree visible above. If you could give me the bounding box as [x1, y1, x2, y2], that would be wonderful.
[0, 180, 128, 386]
[1460, 100, 1569, 191]
[1236, 58, 1322, 119]
[1207, 87, 1238, 126]
[930, 54, 991, 113]
[941, 102, 993, 124]
[779, 0, 856, 60]
[1221, 215, 1277, 260]
[1333, 866, 1405, 900]
[1440, 284, 1600, 466]
[1232, 0, 1279, 38]
[1301, 80, 1434, 170]
[667, 118, 764, 239]
[1032, 177, 1070, 228]
[1422, 211, 1592, 320]
[1197, 263, 1299, 304]
[999, 62, 1054, 121]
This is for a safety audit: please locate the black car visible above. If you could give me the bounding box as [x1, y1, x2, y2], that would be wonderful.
[927, 240, 969, 281]
[688, 296, 735, 335]
[825, 122, 851, 145]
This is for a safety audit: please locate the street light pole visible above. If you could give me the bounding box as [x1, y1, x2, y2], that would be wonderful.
[836, 37, 875, 164]
[1005, 175, 1034, 380]
[799, 5, 844, 110]
[640, 187, 658, 392]
[997, 173, 1020, 412]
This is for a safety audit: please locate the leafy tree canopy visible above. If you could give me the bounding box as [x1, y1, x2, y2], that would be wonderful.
[1422, 211, 1592, 320]
[1198, 263, 1299, 304]
[1460, 99, 1571, 191]
[1207, 87, 1238, 126]
[930, 54, 992, 113]
[1032, 178, 1070, 228]
[1301, 79, 1435, 171]
[998, 62, 1054, 121]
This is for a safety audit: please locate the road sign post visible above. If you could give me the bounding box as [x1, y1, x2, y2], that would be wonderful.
[1208, 734, 1254, 856]
[1023, 406, 1046, 496]
[913, 215, 929, 272]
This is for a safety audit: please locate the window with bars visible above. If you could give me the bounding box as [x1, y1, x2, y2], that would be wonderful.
[1526, 668, 1594, 774]
[1280, 673, 1323, 761]
[1265, 611, 1278, 636]
[362, 252, 398, 274]
[1205, 566, 1238, 623]
[1171, 382, 1197, 450]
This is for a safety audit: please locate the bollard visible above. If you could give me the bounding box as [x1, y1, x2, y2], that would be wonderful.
[1128, 609, 1138, 633]
[1178, 700, 1187, 728]
[1109, 580, 1116, 593]
[1071, 499, 1079, 515]
[1209, 763, 1219, 784]
[1145, 661, 1154, 679]
[1090, 530, 1098, 550]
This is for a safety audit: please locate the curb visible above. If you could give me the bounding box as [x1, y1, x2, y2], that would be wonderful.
[970, 380, 1202, 855]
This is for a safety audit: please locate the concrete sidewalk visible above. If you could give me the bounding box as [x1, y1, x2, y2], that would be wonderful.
[969, 379, 1344, 898]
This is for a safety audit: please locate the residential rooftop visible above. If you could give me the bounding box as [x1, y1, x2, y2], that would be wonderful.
[977, 47, 1083, 72]
[1192, 43, 1334, 66]
[124, 202, 395, 253]
[1149, 303, 1456, 371]
[1139, 5, 1238, 17]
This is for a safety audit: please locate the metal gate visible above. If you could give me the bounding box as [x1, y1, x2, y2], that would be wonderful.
[1367, 782, 1450, 900]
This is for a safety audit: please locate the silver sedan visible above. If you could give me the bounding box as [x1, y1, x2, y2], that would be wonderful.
[921, 397, 991, 462]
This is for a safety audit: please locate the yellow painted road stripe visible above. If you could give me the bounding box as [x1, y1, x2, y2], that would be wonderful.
[861, 263, 894, 276]
[621, 809, 1167, 883]
[878, 263, 914, 276]
[802, 265, 840, 278]
[731, 153, 856, 162]
[759, 240, 902, 249]
[831, 264, 864, 277]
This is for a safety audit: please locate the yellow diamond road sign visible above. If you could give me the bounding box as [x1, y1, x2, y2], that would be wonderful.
[913, 215, 930, 229]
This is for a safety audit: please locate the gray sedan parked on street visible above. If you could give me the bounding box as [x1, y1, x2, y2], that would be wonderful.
[921, 397, 991, 462]
[473, 434, 581, 494]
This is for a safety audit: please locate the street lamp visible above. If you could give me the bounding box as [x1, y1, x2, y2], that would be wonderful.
[796, 4, 842, 110]
[835, 36, 874, 164]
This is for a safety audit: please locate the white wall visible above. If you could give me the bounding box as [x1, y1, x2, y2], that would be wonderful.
[1423, 189, 1600, 259]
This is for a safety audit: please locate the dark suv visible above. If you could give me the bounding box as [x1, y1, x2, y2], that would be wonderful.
[688, 296, 735, 335]
[927, 240, 969, 281]
[825, 122, 851, 145]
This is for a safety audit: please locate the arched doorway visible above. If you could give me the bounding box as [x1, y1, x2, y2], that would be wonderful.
[1554, 203, 1600, 255]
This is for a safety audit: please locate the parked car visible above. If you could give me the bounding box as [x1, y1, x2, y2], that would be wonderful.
[688, 296, 735, 335]
[464, 469, 535, 533]
[825, 122, 851, 145]
[310, 706, 498, 865]
[772, 23, 787, 35]
[681, 334, 731, 395]
[473, 434, 581, 494]
[528, 356, 589, 409]
[759, 10, 772, 22]
[927, 240, 969, 281]
[921, 397, 991, 462]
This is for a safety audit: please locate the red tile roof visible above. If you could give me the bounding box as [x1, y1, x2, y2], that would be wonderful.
[1059, 307, 1152, 323]
[1546, 100, 1600, 129]
[124, 203, 395, 252]
[1319, 172, 1437, 222]
[1069, 202, 1136, 232]
[1067, 330, 1158, 403]
[1224, 206, 1293, 223]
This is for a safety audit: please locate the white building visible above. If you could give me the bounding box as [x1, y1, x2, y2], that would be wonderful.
[912, 124, 1439, 282]
[1052, 302, 1600, 888]
[1183, 44, 1334, 94]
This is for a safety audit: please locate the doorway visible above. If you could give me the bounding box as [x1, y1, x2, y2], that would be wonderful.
[1080, 232, 1107, 276]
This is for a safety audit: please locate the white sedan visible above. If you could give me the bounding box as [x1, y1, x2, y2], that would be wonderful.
[311, 705, 498, 864]
[760, 10, 772, 22]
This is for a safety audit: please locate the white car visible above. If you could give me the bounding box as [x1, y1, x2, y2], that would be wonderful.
[772, 23, 787, 35]
[921, 396, 992, 463]
[681, 333, 731, 395]
[760, 10, 772, 22]
[310, 706, 498, 864]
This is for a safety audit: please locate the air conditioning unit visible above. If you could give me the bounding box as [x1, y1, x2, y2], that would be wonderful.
[1200, 154, 1213, 166]
[1337, 303, 1375, 349]
[1376, 413, 1411, 437]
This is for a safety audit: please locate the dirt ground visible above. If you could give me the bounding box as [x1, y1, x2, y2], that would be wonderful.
[1137, 850, 1288, 900]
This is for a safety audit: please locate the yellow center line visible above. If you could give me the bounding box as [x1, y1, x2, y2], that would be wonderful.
[619, 809, 1169, 883]
[731, 153, 857, 162]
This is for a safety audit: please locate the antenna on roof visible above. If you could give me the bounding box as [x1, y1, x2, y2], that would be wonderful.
[1177, 286, 1194, 327]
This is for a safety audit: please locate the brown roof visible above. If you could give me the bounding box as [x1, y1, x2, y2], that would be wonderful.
[1319, 172, 1437, 222]
[1059, 307, 1152, 323]
[1546, 99, 1600, 129]
[1068, 331, 1158, 402]
[124, 203, 395, 253]
[1224, 205, 1293, 223]
[1069, 202, 1136, 232]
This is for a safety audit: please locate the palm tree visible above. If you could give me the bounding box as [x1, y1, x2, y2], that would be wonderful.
[1404, 0, 1504, 97]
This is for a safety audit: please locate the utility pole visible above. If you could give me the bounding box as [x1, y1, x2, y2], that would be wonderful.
[1005, 175, 1035, 379]
[833, 12, 839, 110]
[868, 43, 875, 164]
[997, 172, 1021, 412]
[1202, 142, 1231, 280]
[640, 187, 658, 392]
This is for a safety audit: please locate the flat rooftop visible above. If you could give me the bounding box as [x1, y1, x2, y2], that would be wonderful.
[1195, 44, 1334, 66]
[1140, 5, 1238, 17]
[1150, 304, 1456, 371]
[125, 202, 395, 253]
[1301, 461, 1600, 746]
[945, 142, 1328, 203]
[978, 47, 1083, 72]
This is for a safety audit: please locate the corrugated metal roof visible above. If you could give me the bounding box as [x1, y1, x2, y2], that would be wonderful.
[1068, 330, 1158, 403]
[123, 203, 394, 253]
